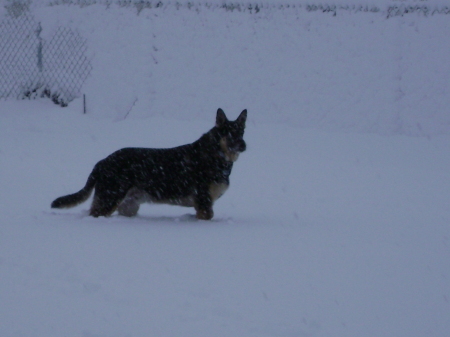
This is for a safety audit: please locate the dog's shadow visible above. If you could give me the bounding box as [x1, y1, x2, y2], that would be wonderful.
[133, 213, 198, 223]
[48, 210, 232, 225]
[132, 213, 232, 224]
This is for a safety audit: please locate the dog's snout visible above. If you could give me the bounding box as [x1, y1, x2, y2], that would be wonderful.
[229, 138, 245, 153]
[238, 140, 246, 152]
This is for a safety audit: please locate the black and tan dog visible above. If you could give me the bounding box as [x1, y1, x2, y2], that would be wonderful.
[51, 108, 247, 220]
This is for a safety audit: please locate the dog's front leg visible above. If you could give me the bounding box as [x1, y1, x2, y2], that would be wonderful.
[195, 187, 214, 220]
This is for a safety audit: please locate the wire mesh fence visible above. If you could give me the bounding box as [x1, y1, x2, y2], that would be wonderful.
[1, 1, 449, 108]
[42, 0, 450, 17]
[0, 13, 92, 107]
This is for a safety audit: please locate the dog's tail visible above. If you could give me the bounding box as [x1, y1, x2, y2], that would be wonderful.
[51, 169, 97, 209]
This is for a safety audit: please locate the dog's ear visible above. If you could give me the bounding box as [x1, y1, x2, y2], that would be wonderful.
[236, 109, 247, 126]
[216, 108, 228, 127]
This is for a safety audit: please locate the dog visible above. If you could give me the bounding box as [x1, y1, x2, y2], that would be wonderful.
[51, 108, 247, 220]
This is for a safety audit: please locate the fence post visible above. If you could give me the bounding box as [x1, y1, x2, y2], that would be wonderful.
[36, 22, 43, 73]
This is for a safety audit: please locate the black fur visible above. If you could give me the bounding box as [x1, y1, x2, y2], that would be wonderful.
[51, 108, 247, 220]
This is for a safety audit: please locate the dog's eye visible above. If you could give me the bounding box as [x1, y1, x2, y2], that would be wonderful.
[229, 125, 243, 135]
[233, 128, 244, 137]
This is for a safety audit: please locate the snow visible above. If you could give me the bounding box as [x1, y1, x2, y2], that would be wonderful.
[1, 1, 450, 336]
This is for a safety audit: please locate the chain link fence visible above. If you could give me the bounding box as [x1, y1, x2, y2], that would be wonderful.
[0, 12, 92, 107]
[43, 0, 450, 17]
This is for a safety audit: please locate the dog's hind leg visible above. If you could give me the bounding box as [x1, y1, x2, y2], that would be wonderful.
[89, 186, 128, 217]
[118, 199, 140, 217]
[117, 187, 143, 217]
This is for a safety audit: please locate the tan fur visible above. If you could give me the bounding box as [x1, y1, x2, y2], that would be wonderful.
[220, 137, 240, 162]
[209, 183, 229, 202]
[117, 187, 197, 217]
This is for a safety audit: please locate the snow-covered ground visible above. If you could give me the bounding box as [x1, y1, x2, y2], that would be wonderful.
[1, 1, 450, 336]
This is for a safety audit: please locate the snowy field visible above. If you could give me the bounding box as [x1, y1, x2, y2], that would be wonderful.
[1, 1, 450, 336]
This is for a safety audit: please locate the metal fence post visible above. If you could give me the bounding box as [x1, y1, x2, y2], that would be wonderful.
[36, 22, 43, 73]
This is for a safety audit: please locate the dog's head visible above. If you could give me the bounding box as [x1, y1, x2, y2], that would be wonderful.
[215, 108, 247, 162]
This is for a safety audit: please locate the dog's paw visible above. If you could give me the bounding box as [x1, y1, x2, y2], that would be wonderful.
[196, 209, 214, 220]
